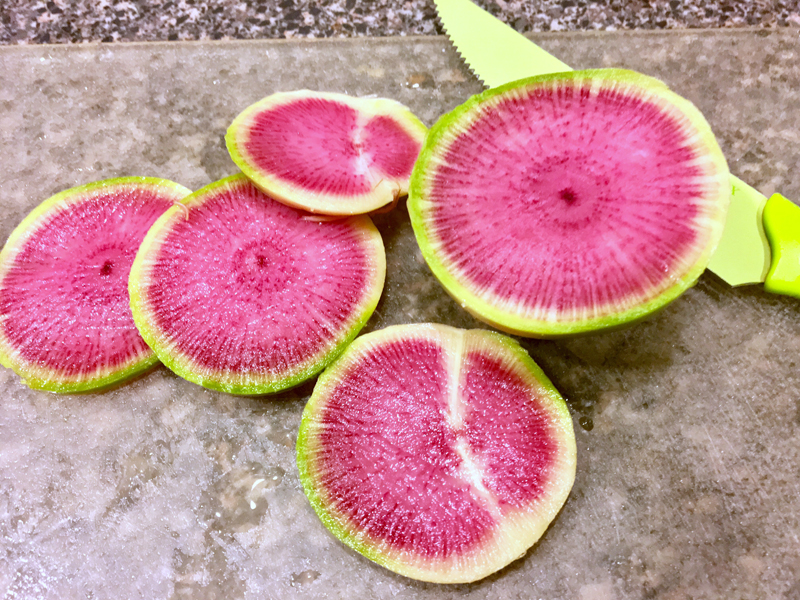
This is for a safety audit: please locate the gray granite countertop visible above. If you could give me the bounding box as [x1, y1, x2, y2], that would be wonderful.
[2, 1, 800, 600]
[1, 0, 799, 44]
[1, 27, 800, 600]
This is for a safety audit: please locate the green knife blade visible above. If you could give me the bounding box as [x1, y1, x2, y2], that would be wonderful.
[434, 0, 800, 298]
[434, 0, 571, 86]
[706, 176, 770, 286]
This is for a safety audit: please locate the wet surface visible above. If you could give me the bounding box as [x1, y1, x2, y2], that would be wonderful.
[1, 31, 800, 599]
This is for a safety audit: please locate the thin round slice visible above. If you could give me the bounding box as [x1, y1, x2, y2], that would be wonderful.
[298, 323, 576, 583]
[409, 69, 731, 337]
[226, 90, 427, 216]
[129, 173, 385, 395]
[0, 177, 191, 392]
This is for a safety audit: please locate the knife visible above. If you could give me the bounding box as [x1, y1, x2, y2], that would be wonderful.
[433, 0, 800, 299]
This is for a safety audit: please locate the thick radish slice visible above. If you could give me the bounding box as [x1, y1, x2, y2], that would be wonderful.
[226, 90, 427, 216]
[0, 177, 191, 393]
[129, 174, 385, 395]
[409, 69, 731, 337]
[298, 323, 576, 583]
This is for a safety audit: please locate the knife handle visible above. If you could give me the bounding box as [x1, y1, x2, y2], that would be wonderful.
[763, 193, 800, 299]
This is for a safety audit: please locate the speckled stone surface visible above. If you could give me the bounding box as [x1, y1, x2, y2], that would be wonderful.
[1, 30, 800, 599]
[0, 0, 799, 44]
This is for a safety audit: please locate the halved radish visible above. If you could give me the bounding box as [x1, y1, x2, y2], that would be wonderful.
[409, 69, 730, 336]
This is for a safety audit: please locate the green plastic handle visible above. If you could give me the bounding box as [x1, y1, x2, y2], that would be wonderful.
[763, 193, 800, 298]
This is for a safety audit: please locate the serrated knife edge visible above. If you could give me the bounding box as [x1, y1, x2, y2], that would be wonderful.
[433, 0, 572, 89]
[434, 9, 488, 88]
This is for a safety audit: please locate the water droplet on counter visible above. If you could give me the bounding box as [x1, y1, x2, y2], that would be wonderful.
[206, 462, 284, 532]
[113, 441, 175, 506]
[290, 569, 320, 587]
[262, 466, 285, 490]
[266, 427, 295, 448]
[404, 72, 434, 89]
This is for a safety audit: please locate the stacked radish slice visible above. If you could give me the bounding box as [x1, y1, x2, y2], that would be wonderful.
[127, 91, 427, 393]
[0, 177, 190, 392]
[0, 91, 425, 395]
[129, 174, 385, 395]
[226, 91, 428, 215]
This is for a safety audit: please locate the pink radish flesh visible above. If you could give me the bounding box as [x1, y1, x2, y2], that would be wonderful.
[315, 337, 558, 558]
[430, 86, 703, 312]
[0, 190, 173, 376]
[145, 183, 373, 373]
[243, 97, 419, 195]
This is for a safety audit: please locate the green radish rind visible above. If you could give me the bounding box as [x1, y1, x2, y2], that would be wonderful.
[226, 90, 428, 216]
[408, 69, 731, 337]
[297, 323, 577, 584]
[0, 177, 192, 393]
[129, 173, 386, 396]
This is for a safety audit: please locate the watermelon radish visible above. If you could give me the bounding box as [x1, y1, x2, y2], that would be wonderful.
[129, 173, 385, 395]
[409, 69, 731, 337]
[226, 90, 427, 216]
[297, 323, 576, 583]
[0, 177, 191, 393]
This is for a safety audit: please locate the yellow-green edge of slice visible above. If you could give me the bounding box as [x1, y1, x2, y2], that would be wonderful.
[408, 68, 731, 338]
[226, 90, 429, 216]
[129, 173, 386, 396]
[297, 323, 577, 583]
[0, 176, 192, 393]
